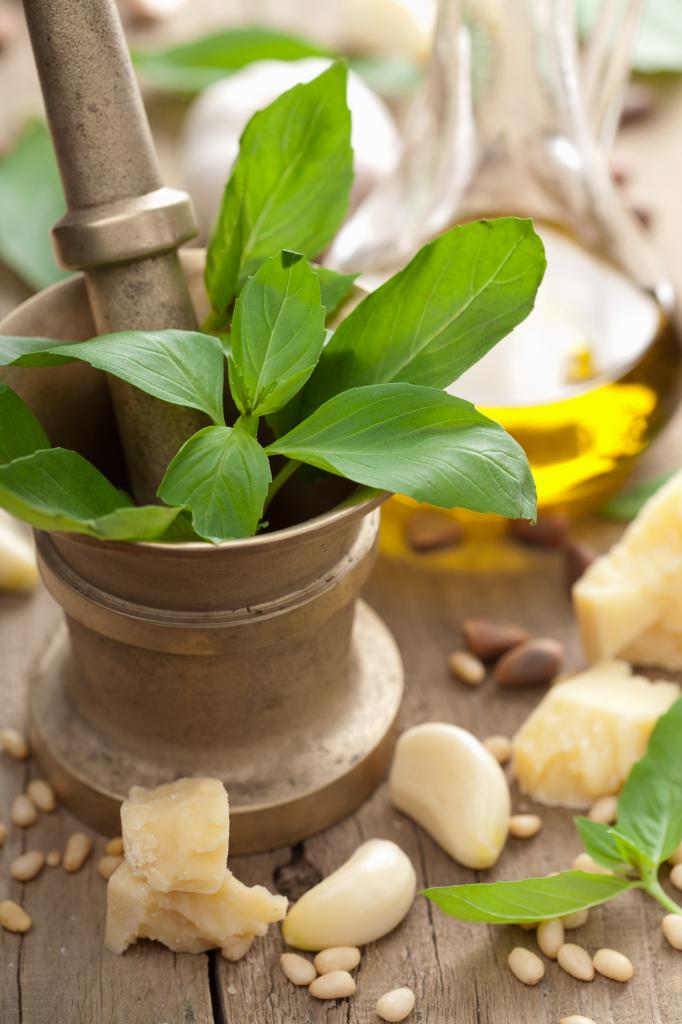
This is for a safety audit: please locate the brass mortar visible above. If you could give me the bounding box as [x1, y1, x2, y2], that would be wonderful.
[0, 251, 404, 852]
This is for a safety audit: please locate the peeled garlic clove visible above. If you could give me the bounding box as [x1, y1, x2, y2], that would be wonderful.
[344, 0, 436, 63]
[282, 839, 415, 951]
[0, 513, 38, 591]
[389, 722, 510, 868]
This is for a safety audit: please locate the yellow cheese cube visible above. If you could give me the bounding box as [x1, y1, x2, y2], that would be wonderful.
[574, 470, 682, 669]
[105, 861, 287, 955]
[512, 661, 679, 808]
[121, 777, 229, 894]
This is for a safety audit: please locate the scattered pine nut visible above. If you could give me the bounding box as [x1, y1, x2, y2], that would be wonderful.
[313, 946, 361, 974]
[376, 987, 416, 1022]
[405, 509, 463, 552]
[46, 849, 61, 867]
[509, 513, 570, 548]
[11, 794, 37, 828]
[309, 970, 356, 999]
[0, 727, 29, 760]
[588, 795, 618, 825]
[483, 735, 512, 764]
[27, 778, 56, 813]
[557, 943, 595, 981]
[507, 946, 545, 986]
[448, 649, 485, 686]
[668, 840, 682, 866]
[670, 864, 682, 892]
[220, 935, 254, 961]
[104, 836, 124, 856]
[561, 909, 589, 930]
[662, 914, 682, 950]
[462, 619, 529, 660]
[280, 952, 317, 986]
[593, 947, 633, 982]
[536, 919, 564, 959]
[494, 638, 564, 687]
[560, 1017, 597, 1024]
[509, 814, 542, 839]
[0, 822, 6, 847]
[10, 851, 45, 882]
[97, 854, 123, 880]
[572, 852, 612, 876]
[0, 899, 32, 933]
[62, 832, 93, 873]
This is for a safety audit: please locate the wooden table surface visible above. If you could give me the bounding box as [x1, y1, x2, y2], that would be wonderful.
[1, 3, 682, 1022]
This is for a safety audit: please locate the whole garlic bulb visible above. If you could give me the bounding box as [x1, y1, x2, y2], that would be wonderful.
[181, 57, 402, 239]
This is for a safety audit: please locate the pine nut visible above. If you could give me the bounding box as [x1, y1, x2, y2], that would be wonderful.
[10, 851, 45, 881]
[63, 832, 93, 872]
[97, 854, 123, 880]
[220, 935, 254, 962]
[668, 841, 682, 866]
[309, 970, 356, 999]
[27, 779, 56, 813]
[11, 794, 37, 828]
[0, 900, 32, 933]
[593, 947, 633, 982]
[561, 909, 589, 929]
[314, 946, 361, 974]
[280, 952, 317, 986]
[376, 987, 416, 1022]
[0, 727, 29, 760]
[588, 795, 618, 824]
[560, 1017, 597, 1024]
[557, 943, 595, 981]
[494, 638, 564, 687]
[46, 849, 61, 867]
[572, 852, 612, 875]
[462, 619, 530, 660]
[662, 914, 682, 950]
[670, 864, 682, 892]
[104, 836, 124, 856]
[536, 919, 564, 959]
[448, 650, 485, 686]
[405, 509, 462, 552]
[507, 946, 545, 985]
[0, 822, 6, 846]
[509, 814, 542, 839]
[483, 735, 512, 764]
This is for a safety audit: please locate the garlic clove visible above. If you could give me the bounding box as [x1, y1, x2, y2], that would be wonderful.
[0, 513, 38, 591]
[343, 0, 436, 63]
[281, 839, 415, 951]
[389, 722, 511, 868]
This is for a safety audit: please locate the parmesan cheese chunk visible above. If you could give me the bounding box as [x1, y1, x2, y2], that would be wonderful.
[121, 777, 229, 894]
[512, 661, 679, 808]
[573, 470, 682, 669]
[105, 861, 286, 955]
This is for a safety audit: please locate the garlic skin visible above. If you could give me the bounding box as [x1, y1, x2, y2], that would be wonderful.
[389, 723, 511, 869]
[0, 512, 38, 591]
[181, 58, 401, 239]
[281, 839, 416, 951]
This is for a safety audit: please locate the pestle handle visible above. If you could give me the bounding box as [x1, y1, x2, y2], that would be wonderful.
[22, 0, 207, 504]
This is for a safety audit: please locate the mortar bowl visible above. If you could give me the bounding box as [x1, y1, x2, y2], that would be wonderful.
[0, 250, 404, 852]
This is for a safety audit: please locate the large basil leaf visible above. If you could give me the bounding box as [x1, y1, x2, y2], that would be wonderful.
[0, 120, 70, 291]
[267, 383, 536, 520]
[157, 426, 271, 543]
[0, 448, 179, 541]
[229, 251, 325, 417]
[424, 871, 634, 925]
[0, 383, 49, 464]
[301, 219, 546, 411]
[205, 63, 353, 322]
[315, 266, 359, 319]
[574, 817, 631, 874]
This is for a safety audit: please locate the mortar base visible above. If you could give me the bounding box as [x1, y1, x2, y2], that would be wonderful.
[28, 600, 403, 853]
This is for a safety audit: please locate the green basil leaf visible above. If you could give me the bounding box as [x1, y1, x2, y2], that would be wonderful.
[301, 219, 546, 412]
[315, 266, 359, 319]
[157, 426, 271, 543]
[600, 472, 674, 522]
[205, 62, 353, 322]
[609, 827, 655, 872]
[267, 383, 536, 520]
[0, 336, 74, 367]
[229, 251, 325, 417]
[132, 26, 332, 93]
[574, 817, 631, 873]
[0, 383, 49, 464]
[617, 699, 682, 865]
[46, 331, 225, 425]
[424, 871, 634, 925]
[0, 120, 70, 291]
[0, 448, 179, 540]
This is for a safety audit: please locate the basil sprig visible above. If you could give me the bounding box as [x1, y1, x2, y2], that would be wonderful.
[425, 699, 682, 924]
